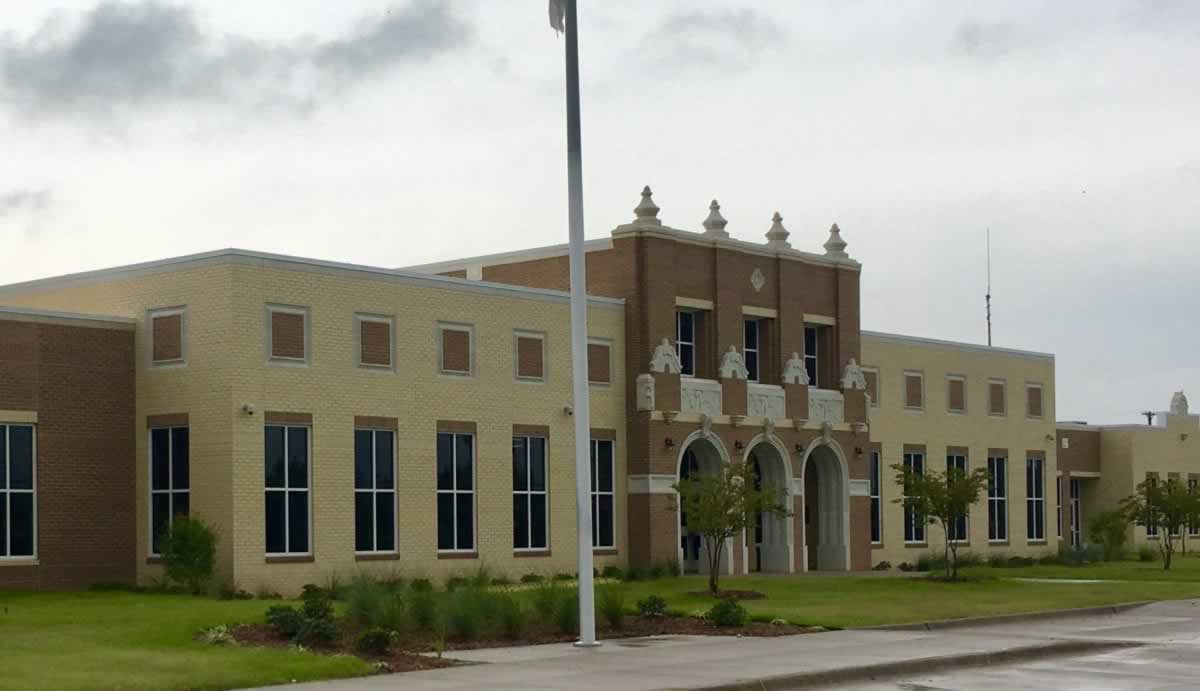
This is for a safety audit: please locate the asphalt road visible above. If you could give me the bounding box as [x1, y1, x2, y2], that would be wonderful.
[845, 600, 1200, 691]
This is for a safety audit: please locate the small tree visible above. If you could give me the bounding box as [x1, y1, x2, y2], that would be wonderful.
[891, 464, 989, 580]
[160, 516, 218, 595]
[1087, 509, 1129, 561]
[1120, 477, 1200, 570]
[671, 461, 789, 596]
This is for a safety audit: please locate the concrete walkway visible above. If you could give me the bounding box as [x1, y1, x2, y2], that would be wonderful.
[257, 601, 1200, 691]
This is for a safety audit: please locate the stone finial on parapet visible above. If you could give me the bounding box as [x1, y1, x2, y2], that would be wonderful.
[633, 186, 662, 227]
[765, 212, 792, 249]
[702, 199, 730, 239]
[824, 223, 849, 258]
[1171, 391, 1189, 416]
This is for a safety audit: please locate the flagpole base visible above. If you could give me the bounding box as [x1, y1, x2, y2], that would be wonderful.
[573, 640, 602, 649]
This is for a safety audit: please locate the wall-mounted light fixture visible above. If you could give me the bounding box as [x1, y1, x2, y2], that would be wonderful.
[734, 440, 745, 451]
[854, 446, 863, 458]
[794, 443, 803, 453]
[664, 437, 675, 448]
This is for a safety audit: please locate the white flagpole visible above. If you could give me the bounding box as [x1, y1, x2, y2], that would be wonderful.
[558, 0, 598, 648]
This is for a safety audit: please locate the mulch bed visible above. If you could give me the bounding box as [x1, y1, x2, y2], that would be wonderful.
[231, 615, 819, 667]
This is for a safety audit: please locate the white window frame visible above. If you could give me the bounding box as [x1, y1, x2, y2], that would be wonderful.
[1026, 456, 1045, 542]
[0, 423, 37, 561]
[1070, 477, 1082, 547]
[436, 431, 477, 553]
[903, 451, 926, 543]
[512, 330, 547, 383]
[590, 439, 616, 549]
[947, 453, 968, 543]
[987, 455, 1008, 542]
[265, 304, 311, 367]
[147, 305, 188, 369]
[148, 426, 189, 557]
[264, 424, 312, 557]
[354, 428, 397, 555]
[353, 313, 396, 372]
[513, 436, 549, 552]
[676, 310, 696, 377]
[744, 318, 760, 383]
[869, 449, 882, 545]
[804, 325, 820, 388]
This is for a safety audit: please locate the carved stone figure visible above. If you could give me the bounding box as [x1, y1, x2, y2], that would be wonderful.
[1171, 391, 1189, 416]
[699, 413, 713, 439]
[719, 345, 749, 380]
[649, 338, 681, 374]
[820, 421, 833, 444]
[636, 373, 656, 411]
[763, 417, 775, 437]
[782, 352, 810, 386]
[841, 358, 867, 391]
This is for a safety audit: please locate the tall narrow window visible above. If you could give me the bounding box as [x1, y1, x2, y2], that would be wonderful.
[150, 426, 189, 555]
[513, 436, 548, 551]
[354, 429, 396, 553]
[946, 453, 968, 542]
[0, 424, 35, 559]
[590, 439, 615, 549]
[1189, 478, 1199, 537]
[1056, 477, 1063, 538]
[1145, 474, 1159, 537]
[265, 425, 310, 555]
[1069, 478, 1082, 547]
[987, 455, 1008, 542]
[803, 326, 820, 387]
[437, 432, 475, 552]
[676, 311, 696, 376]
[869, 450, 882, 544]
[744, 319, 760, 382]
[1026, 456, 1045, 541]
[903, 451, 925, 543]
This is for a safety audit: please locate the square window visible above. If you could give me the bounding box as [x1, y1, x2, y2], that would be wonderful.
[266, 305, 310, 364]
[439, 324, 473, 376]
[356, 315, 394, 369]
[149, 307, 186, 366]
[904, 372, 924, 410]
[515, 332, 545, 381]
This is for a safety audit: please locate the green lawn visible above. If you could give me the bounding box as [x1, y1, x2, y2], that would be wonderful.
[616, 568, 1200, 629]
[0, 590, 370, 691]
[959, 551, 1200, 583]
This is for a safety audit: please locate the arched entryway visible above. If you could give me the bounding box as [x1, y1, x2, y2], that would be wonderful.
[744, 437, 793, 573]
[800, 440, 850, 571]
[676, 434, 731, 575]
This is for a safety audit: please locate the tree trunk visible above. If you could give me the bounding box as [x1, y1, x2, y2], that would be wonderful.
[942, 521, 952, 580]
[707, 536, 723, 595]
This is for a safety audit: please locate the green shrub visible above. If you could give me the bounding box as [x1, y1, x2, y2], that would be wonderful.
[1057, 544, 1104, 566]
[1088, 510, 1131, 561]
[600, 565, 623, 580]
[986, 553, 1010, 568]
[445, 576, 470, 592]
[470, 565, 493, 588]
[296, 616, 339, 644]
[354, 627, 397, 655]
[647, 562, 666, 579]
[266, 605, 305, 638]
[410, 578, 434, 593]
[636, 594, 667, 617]
[520, 573, 544, 584]
[491, 577, 513, 587]
[624, 563, 647, 581]
[324, 572, 345, 601]
[897, 562, 913, 572]
[597, 586, 626, 629]
[707, 598, 747, 627]
[531, 581, 561, 624]
[255, 587, 283, 600]
[956, 552, 983, 568]
[552, 572, 575, 582]
[496, 594, 526, 638]
[344, 576, 385, 628]
[159, 516, 218, 595]
[663, 559, 682, 577]
[554, 589, 579, 635]
[446, 591, 484, 640]
[1138, 545, 1158, 562]
[409, 588, 438, 631]
[871, 561, 892, 571]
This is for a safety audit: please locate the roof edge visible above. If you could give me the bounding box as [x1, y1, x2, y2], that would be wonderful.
[862, 330, 1055, 361]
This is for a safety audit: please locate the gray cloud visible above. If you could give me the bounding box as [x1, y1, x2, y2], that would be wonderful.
[0, 1, 472, 118]
[0, 189, 52, 217]
[952, 21, 1021, 59]
[646, 8, 784, 72]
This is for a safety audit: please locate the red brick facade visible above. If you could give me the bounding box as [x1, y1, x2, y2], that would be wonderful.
[0, 315, 135, 588]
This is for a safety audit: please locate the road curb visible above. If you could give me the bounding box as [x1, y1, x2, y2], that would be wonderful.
[686, 639, 1141, 691]
[855, 600, 1154, 632]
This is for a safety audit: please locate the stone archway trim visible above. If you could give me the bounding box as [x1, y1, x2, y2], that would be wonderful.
[740, 433, 796, 574]
[798, 437, 852, 572]
[674, 431, 734, 576]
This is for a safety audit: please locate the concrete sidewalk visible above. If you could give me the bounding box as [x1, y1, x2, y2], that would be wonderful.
[253, 601, 1200, 691]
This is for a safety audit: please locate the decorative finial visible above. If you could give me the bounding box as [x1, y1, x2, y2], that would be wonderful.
[1171, 391, 1189, 416]
[765, 211, 791, 249]
[824, 223, 848, 258]
[633, 186, 662, 226]
[702, 199, 729, 238]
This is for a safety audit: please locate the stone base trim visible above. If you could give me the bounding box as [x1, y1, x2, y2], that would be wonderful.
[628, 474, 677, 495]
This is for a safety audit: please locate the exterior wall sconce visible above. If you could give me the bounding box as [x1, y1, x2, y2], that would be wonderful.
[794, 443, 803, 453]
[734, 440, 745, 451]
[664, 437, 675, 448]
[854, 446, 863, 458]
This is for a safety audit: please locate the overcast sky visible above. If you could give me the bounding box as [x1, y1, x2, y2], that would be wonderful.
[1, 1, 1197, 424]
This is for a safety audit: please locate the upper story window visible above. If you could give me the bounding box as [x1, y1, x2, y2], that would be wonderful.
[0, 424, 35, 560]
[803, 326, 820, 386]
[266, 305, 309, 365]
[1026, 384, 1044, 419]
[863, 367, 879, 407]
[355, 314, 393, 370]
[438, 323, 474, 377]
[988, 379, 1007, 416]
[744, 319, 760, 382]
[947, 375, 966, 414]
[149, 306, 187, 368]
[676, 310, 696, 376]
[587, 340, 612, 385]
[904, 371, 924, 410]
[514, 331, 545, 382]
